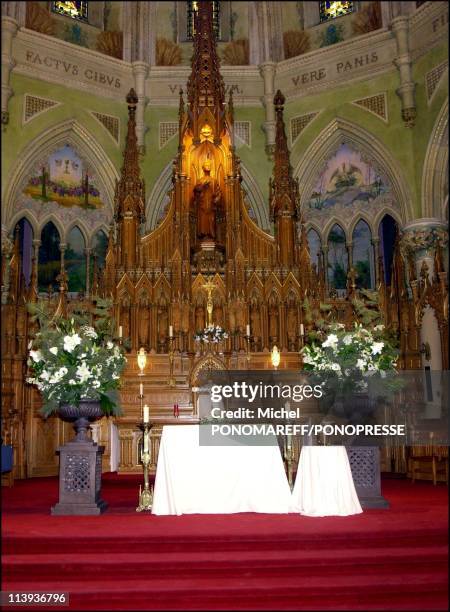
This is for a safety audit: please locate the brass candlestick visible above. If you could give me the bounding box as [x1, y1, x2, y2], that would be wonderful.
[245, 333, 251, 364]
[168, 335, 175, 387]
[284, 433, 295, 491]
[137, 347, 146, 419]
[136, 422, 153, 512]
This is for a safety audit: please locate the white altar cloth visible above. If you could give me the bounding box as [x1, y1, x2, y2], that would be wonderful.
[152, 425, 292, 515]
[291, 446, 363, 517]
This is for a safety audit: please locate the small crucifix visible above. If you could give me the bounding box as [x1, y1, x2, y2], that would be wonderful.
[202, 277, 216, 327]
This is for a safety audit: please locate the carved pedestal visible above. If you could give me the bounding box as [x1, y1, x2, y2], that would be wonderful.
[346, 446, 389, 509]
[51, 440, 107, 515]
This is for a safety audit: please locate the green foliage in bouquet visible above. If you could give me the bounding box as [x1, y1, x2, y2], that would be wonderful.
[26, 299, 127, 417]
[301, 290, 402, 404]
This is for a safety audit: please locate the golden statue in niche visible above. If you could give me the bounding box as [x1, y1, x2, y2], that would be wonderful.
[192, 159, 222, 240]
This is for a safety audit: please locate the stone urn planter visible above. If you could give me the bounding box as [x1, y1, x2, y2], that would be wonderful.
[58, 399, 104, 441]
[51, 399, 108, 516]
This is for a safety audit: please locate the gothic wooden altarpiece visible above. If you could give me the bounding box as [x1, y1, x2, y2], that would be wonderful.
[1, 2, 448, 480]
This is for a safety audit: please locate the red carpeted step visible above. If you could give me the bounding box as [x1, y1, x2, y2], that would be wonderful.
[2, 477, 447, 611]
[3, 545, 448, 581]
[4, 529, 447, 555]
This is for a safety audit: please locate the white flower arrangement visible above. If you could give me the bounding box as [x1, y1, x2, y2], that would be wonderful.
[26, 300, 127, 417]
[194, 325, 229, 344]
[301, 322, 398, 394]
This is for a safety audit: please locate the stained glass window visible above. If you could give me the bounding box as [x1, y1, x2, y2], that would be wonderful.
[66, 226, 86, 293]
[187, 1, 220, 40]
[379, 214, 398, 286]
[352, 220, 374, 289]
[319, 1, 353, 23]
[17, 218, 34, 289]
[52, 1, 88, 22]
[307, 229, 322, 270]
[38, 222, 61, 293]
[327, 224, 348, 291]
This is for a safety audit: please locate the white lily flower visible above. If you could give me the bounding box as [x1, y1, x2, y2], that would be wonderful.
[322, 334, 338, 348]
[356, 358, 366, 370]
[30, 350, 43, 363]
[63, 334, 82, 352]
[371, 342, 384, 355]
[76, 363, 91, 383]
[49, 347, 58, 355]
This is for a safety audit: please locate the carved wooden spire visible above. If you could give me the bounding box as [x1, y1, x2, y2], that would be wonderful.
[115, 89, 145, 224]
[271, 90, 298, 216]
[115, 89, 145, 269]
[186, 1, 226, 142]
[270, 90, 299, 267]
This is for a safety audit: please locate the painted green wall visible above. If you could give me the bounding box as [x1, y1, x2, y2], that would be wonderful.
[2, 73, 127, 197]
[2, 40, 448, 226]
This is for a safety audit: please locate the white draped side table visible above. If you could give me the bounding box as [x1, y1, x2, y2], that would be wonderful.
[291, 446, 363, 517]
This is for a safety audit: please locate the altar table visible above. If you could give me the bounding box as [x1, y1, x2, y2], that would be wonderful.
[291, 446, 363, 517]
[152, 425, 292, 515]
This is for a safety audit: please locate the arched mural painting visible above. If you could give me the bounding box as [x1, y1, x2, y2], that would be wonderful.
[20, 144, 110, 228]
[305, 143, 392, 230]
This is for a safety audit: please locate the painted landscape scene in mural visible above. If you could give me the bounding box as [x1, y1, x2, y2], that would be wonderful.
[306, 143, 391, 227]
[24, 145, 104, 210]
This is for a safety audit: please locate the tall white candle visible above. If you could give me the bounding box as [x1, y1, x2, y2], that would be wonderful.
[119, 325, 123, 338]
[169, 325, 173, 337]
[143, 404, 150, 423]
[300, 323, 304, 336]
[246, 324, 250, 336]
[139, 382, 143, 397]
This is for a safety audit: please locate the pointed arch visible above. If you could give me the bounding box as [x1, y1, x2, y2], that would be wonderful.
[89, 225, 110, 250]
[2, 119, 119, 230]
[190, 354, 228, 388]
[323, 217, 349, 242]
[294, 117, 412, 223]
[35, 213, 66, 245]
[348, 212, 376, 238]
[64, 220, 90, 246]
[8, 209, 39, 238]
[422, 99, 448, 219]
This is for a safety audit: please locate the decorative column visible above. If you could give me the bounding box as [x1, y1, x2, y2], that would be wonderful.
[346, 241, 353, 270]
[1, 2, 27, 25]
[1, 16, 18, 126]
[59, 243, 66, 275]
[371, 237, 380, 287]
[391, 16, 416, 128]
[259, 62, 277, 156]
[400, 219, 448, 370]
[322, 246, 329, 295]
[84, 247, 91, 298]
[123, 2, 154, 64]
[132, 62, 149, 154]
